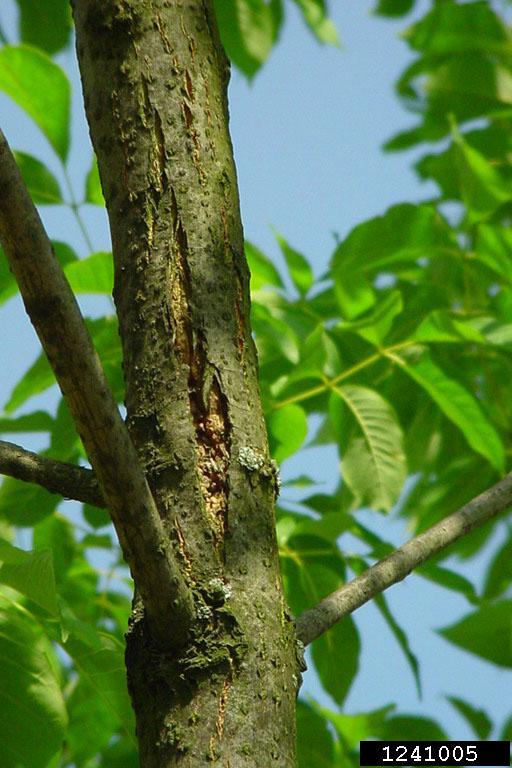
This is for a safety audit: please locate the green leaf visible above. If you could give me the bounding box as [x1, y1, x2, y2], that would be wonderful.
[417, 562, 478, 605]
[83, 503, 112, 530]
[0, 246, 17, 306]
[439, 601, 512, 668]
[0, 538, 58, 614]
[377, 714, 447, 741]
[85, 154, 105, 206]
[374, 0, 414, 17]
[390, 349, 504, 471]
[330, 386, 406, 512]
[13, 151, 62, 203]
[320, 703, 395, 751]
[452, 126, 512, 223]
[64, 251, 114, 294]
[268, 403, 308, 462]
[446, 696, 492, 740]
[5, 352, 55, 413]
[33, 515, 76, 584]
[276, 233, 314, 297]
[61, 609, 136, 739]
[5, 316, 123, 412]
[0, 598, 67, 767]
[413, 310, 486, 345]
[0, 477, 59, 526]
[483, 535, 512, 600]
[374, 592, 421, 696]
[246, 241, 283, 290]
[337, 291, 403, 346]
[312, 615, 360, 707]
[0, 410, 54, 433]
[397, 54, 512, 146]
[404, 1, 509, 56]
[0, 45, 70, 160]
[16, 0, 72, 54]
[66, 678, 119, 766]
[475, 225, 512, 284]
[213, 0, 283, 77]
[331, 204, 454, 318]
[290, 0, 339, 45]
[296, 700, 336, 768]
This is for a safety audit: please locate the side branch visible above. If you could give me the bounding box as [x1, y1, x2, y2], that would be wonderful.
[0, 130, 194, 647]
[295, 473, 512, 646]
[0, 439, 104, 507]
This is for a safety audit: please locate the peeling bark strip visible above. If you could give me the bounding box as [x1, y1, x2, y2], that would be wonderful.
[73, 1, 299, 765]
[0, 129, 194, 649]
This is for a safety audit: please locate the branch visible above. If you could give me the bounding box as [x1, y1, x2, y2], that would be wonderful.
[0, 129, 194, 647]
[295, 473, 512, 646]
[0, 439, 104, 507]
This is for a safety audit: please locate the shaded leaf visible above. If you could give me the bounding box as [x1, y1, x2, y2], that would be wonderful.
[83, 503, 112, 530]
[33, 515, 76, 584]
[296, 699, 336, 768]
[390, 349, 504, 471]
[0, 477, 59, 526]
[16, 0, 72, 54]
[374, 0, 414, 17]
[374, 592, 421, 696]
[0, 598, 67, 768]
[61, 608, 136, 739]
[376, 714, 447, 740]
[0, 537, 58, 614]
[13, 150, 62, 203]
[417, 562, 478, 605]
[66, 678, 118, 766]
[452, 125, 512, 223]
[439, 601, 512, 667]
[483, 535, 512, 600]
[331, 204, 455, 318]
[447, 696, 492, 740]
[5, 316, 123, 412]
[0, 410, 54, 433]
[312, 615, 360, 707]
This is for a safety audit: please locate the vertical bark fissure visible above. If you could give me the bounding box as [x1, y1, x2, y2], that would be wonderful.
[73, 1, 299, 764]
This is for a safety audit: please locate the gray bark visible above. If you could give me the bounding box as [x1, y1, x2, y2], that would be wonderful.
[72, 1, 299, 765]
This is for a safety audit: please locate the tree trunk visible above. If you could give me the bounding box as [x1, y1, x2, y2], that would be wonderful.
[72, 1, 299, 765]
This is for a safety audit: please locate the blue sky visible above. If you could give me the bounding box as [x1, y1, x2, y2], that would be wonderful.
[0, 0, 511, 745]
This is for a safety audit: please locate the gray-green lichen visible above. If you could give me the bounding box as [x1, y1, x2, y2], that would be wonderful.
[238, 447, 281, 496]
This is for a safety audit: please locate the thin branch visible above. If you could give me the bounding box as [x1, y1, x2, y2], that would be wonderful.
[295, 472, 512, 646]
[0, 439, 104, 507]
[0, 129, 194, 648]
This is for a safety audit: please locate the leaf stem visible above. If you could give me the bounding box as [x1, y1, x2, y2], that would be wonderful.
[63, 167, 95, 253]
[273, 340, 414, 411]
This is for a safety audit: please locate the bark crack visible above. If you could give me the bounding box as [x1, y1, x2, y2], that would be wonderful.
[168, 189, 231, 555]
